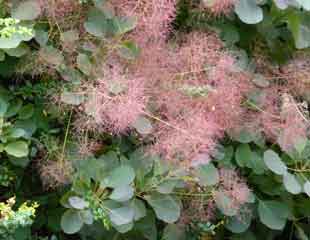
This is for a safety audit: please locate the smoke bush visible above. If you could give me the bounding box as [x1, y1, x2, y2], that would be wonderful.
[80, 0, 309, 165]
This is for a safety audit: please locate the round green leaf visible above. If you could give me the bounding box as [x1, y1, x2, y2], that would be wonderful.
[145, 193, 181, 223]
[109, 185, 134, 202]
[258, 200, 289, 230]
[12, 0, 41, 20]
[108, 206, 135, 226]
[196, 163, 219, 186]
[129, 149, 154, 178]
[61, 209, 83, 234]
[102, 165, 135, 188]
[84, 8, 111, 37]
[263, 150, 287, 175]
[4, 141, 29, 157]
[235, 144, 252, 167]
[283, 173, 302, 195]
[235, 0, 263, 24]
[248, 151, 265, 174]
[68, 196, 89, 210]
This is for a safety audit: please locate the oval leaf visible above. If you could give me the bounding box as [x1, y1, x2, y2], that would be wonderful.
[68, 196, 89, 210]
[109, 185, 134, 202]
[196, 163, 219, 186]
[235, 144, 252, 167]
[61, 209, 83, 234]
[258, 200, 289, 230]
[283, 173, 302, 195]
[102, 165, 135, 188]
[235, 0, 263, 24]
[146, 193, 180, 223]
[5, 141, 29, 158]
[109, 206, 135, 226]
[263, 150, 287, 175]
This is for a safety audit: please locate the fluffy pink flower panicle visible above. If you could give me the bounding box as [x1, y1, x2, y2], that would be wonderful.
[201, 0, 238, 16]
[152, 110, 223, 167]
[206, 55, 251, 130]
[258, 88, 309, 153]
[90, 65, 147, 134]
[148, 33, 252, 166]
[277, 94, 309, 153]
[280, 53, 310, 100]
[179, 199, 215, 225]
[214, 168, 251, 214]
[176, 31, 224, 79]
[257, 87, 282, 141]
[111, 0, 177, 45]
[38, 0, 81, 19]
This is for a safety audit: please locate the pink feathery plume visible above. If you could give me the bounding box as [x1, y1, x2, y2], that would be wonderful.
[202, 0, 238, 16]
[152, 110, 223, 166]
[215, 168, 251, 213]
[89, 64, 147, 134]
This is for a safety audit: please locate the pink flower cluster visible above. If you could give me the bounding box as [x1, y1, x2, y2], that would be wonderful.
[87, 0, 309, 165]
[86, 1, 254, 165]
[214, 168, 251, 214]
[259, 89, 309, 153]
[111, 0, 177, 45]
[201, 0, 238, 16]
[90, 64, 147, 134]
